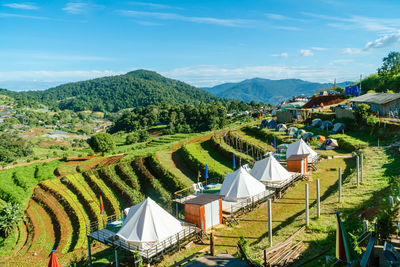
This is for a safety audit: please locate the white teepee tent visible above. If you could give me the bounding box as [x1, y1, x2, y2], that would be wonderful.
[116, 197, 183, 247]
[286, 139, 317, 161]
[219, 167, 265, 201]
[251, 154, 292, 182]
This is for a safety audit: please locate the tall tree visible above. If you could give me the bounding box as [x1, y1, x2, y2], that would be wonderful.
[378, 51, 400, 81]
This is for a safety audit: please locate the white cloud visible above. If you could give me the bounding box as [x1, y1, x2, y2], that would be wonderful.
[271, 52, 289, 58]
[265, 13, 287, 20]
[342, 48, 362, 54]
[63, 2, 87, 14]
[302, 12, 400, 33]
[0, 13, 49, 20]
[364, 31, 400, 50]
[311, 47, 326, 51]
[162, 65, 357, 87]
[3, 3, 38, 10]
[120, 10, 251, 27]
[272, 25, 302, 31]
[299, 49, 314, 57]
[129, 2, 176, 9]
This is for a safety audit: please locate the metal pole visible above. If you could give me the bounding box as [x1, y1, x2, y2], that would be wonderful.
[360, 74, 362, 94]
[305, 184, 309, 226]
[356, 155, 359, 186]
[338, 168, 342, 203]
[87, 236, 92, 267]
[360, 153, 363, 183]
[316, 179, 320, 218]
[268, 199, 272, 246]
[176, 202, 178, 218]
[115, 248, 119, 267]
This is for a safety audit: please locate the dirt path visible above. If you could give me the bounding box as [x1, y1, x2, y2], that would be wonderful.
[1, 158, 61, 171]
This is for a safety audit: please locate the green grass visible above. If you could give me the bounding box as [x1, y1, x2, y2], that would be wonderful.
[0, 160, 62, 205]
[181, 140, 233, 181]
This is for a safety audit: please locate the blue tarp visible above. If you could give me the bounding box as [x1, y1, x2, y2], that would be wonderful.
[345, 86, 360, 96]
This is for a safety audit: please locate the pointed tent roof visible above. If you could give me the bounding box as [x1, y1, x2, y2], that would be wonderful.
[286, 139, 317, 161]
[251, 154, 292, 182]
[116, 197, 183, 246]
[219, 167, 265, 201]
[48, 251, 60, 267]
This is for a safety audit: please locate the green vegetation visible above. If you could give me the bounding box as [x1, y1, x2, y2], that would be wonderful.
[17, 70, 221, 112]
[360, 51, 400, 93]
[0, 133, 33, 164]
[89, 133, 115, 155]
[0, 203, 24, 237]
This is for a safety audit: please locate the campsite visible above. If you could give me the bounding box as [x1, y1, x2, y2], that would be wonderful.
[2, 1, 400, 266]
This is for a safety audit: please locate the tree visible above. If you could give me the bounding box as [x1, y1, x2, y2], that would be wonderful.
[378, 51, 400, 81]
[0, 203, 25, 237]
[89, 133, 115, 155]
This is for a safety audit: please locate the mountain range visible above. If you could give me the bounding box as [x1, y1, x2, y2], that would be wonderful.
[203, 78, 353, 104]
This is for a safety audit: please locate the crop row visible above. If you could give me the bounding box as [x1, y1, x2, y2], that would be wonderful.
[177, 142, 231, 182]
[40, 180, 88, 250]
[210, 134, 254, 165]
[62, 174, 104, 226]
[97, 166, 143, 208]
[114, 163, 142, 192]
[132, 158, 172, 208]
[82, 172, 120, 216]
[147, 155, 186, 193]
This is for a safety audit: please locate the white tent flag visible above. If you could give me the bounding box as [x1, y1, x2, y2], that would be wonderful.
[219, 167, 265, 201]
[286, 139, 317, 161]
[252, 154, 291, 182]
[116, 197, 183, 247]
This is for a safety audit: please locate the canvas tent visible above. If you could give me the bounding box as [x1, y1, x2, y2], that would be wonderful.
[266, 119, 277, 129]
[301, 132, 314, 142]
[332, 123, 345, 133]
[251, 154, 292, 182]
[286, 139, 318, 162]
[277, 144, 289, 154]
[322, 138, 339, 150]
[320, 120, 333, 130]
[276, 123, 287, 131]
[219, 167, 265, 201]
[288, 127, 298, 136]
[311, 118, 322, 127]
[116, 197, 183, 248]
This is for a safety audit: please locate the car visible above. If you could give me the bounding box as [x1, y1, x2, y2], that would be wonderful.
[330, 104, 351, 112]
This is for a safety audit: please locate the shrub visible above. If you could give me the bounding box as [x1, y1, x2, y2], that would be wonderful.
[0, 203, 25, 237]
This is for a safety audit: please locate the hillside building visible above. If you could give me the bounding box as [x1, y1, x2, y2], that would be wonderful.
[350, 93, 400, 116]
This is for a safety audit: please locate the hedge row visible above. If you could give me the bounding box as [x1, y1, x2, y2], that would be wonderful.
[39, 181, 85, 251]
[210, 135, 253, 165]
[147, 155, 186, 193]
[177, 144, 225, 183]
[115, 163, 142, 192]
[82, 172, 119, 216]
[132, 158, 172, 208]
[330, 134, 369, 152]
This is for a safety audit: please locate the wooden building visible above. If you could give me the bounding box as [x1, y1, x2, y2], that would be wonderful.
[184, 194, 222, 231]
[287, 154, 309, 174]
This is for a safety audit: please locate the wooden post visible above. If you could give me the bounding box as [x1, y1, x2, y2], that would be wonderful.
[305, 184, 309, 226]
[246, 143, 249, 155]
[115, 248, 119, 267]
[363, 220, 369, 233]
[316, 179, 320, 218]
[360, 153, 363, 183]
[197, 170, 200, 184]
[87, 236, 92, 267]
[268, 199, 272, 246]
[264, 249, 267, 267]
[210, 232, 215, 256]
[356, 155, 359, 186]
[338, 168, 342, 203]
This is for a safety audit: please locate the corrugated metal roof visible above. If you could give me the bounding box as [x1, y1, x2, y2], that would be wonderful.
[351, 93, 400, 105]
[287, 154, 309, 161]
[185, 194, 222, 205]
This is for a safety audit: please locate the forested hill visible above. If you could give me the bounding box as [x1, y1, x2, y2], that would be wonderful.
[17, 70, 221, 112]
[203, 78, 352, 104]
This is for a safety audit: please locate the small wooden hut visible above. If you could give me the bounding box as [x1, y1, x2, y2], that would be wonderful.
[184, 194, 222, 231]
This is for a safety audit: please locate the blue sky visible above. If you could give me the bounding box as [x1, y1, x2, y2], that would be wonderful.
[1, 0, 400, 90]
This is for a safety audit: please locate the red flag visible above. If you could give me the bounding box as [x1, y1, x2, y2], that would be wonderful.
[48, 251, 60, 267]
